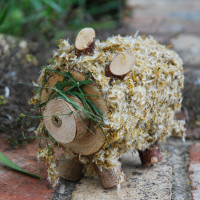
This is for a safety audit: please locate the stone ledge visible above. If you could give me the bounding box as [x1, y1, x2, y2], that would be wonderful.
[71, 151, 172, 200]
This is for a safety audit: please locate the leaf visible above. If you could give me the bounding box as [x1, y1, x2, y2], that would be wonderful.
[0, 4, 8, 25]
[0, 11, 46, 32]
[29, 0, 43, 11]
[42, 0, 63, 13]
[0, 152, 41, 179]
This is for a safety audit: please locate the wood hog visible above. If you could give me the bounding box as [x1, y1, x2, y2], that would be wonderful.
[31, 28, 185, 189]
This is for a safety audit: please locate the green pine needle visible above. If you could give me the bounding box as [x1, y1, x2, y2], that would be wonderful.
[0, 152, 41, 179]
[21, 68, 111, 148]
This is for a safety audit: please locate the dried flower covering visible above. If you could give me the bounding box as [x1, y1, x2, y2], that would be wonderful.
[31, 34, 185, 185]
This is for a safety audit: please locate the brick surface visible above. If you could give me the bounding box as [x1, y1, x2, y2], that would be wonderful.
[126, 0, 200, 36]
[175, 112, 200, 139]
[0, 138, 54, 200]
[71, 151, 172, 200]
[166, 138, 192, 200]
[188, 143, 200, 200]
[171, 34, 200, 66]
[186, 127, 200, 139]
[52, 137, 192, 200]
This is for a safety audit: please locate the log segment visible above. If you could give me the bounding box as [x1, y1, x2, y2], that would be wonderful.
[138, 142, 162, 166]
[95, 165, 126, 189]
[58, 154, 83, 181]
[41, 70, 108, 156]
[43, 97, 89, 144]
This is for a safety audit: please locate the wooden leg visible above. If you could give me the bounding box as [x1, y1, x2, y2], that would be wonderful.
[95, 165, 126, 189]
[138, 142, 162, 166]
[58, 154, 83, 181]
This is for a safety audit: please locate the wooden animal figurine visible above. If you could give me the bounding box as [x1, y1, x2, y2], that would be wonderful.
[31, 28, 185, 189]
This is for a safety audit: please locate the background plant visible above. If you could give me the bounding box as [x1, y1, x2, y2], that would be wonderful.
[0, 0, 124, 39]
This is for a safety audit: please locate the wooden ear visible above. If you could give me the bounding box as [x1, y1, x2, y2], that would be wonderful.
[106, 51, 135, 78]
[75, 27, 95, 57]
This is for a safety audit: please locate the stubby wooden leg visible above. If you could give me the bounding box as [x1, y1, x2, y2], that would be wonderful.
[95, 165, 126, 189]
[138, 142, 162, 166]
[58, 154, 83, 181]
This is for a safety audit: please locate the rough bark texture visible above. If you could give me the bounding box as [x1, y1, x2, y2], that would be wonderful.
[138, 142, 162, 166]
[95, 165, 126, 189]
[58, 154, 83, 181]
[75, 41, 95, 57]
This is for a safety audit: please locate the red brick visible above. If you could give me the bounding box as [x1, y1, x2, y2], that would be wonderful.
[189, 143, 200, 164]
[188, 143, 200, 200]
[186, 126, 200, 139]
[0, 138, 54, 200]
[125, 0, 200, 35]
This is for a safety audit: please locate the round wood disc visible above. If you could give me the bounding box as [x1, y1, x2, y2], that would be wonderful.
[43, 98, 76, 144]
[40, 73, 65, 112]
[108, 51, 135, 77]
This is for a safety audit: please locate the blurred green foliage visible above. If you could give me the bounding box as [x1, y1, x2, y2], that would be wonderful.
[0, 0, 123, 39]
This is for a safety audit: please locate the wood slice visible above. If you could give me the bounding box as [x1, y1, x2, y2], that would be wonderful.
[95, 165, 126, 189]
[75, 27, 95, 57]
[106, 51, 135, 78]
[66, 96, 90, 140]
[138, 142, 162, 166]
[58, 154, 83, 181]
[43, 98, 77, 144]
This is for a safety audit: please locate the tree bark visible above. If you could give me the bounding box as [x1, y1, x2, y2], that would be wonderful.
[95, 165, 126, 189]
[138, 142, 162, 166]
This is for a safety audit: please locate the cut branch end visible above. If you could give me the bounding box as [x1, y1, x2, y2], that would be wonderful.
[106, 51, 135, 78]
[138, 142, 162, 166]
[75, 27, 95, 57]
[95, 165, 126, 189]
[58, 154, 83, 181]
